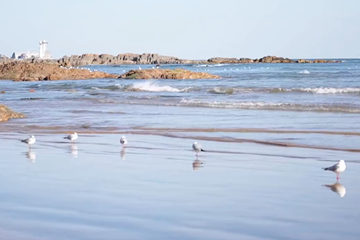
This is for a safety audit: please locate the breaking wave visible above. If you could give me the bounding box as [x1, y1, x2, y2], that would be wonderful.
[193, 63, 227, 67]
[208, 87, 235, 95]
[269, 87, 360, 94]
[298, 87, 360, 94]
[87, 81, 192, 92]
[299, 69, 310, 74]
[178, 99, 360, 113]
[206, 87, 360, 95]
[128, 81, 191, 92]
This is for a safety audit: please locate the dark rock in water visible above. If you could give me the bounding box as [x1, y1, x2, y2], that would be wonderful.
[0, 104, 25, 122]
[119, 69, 221, 79]
[239, 58, 254, 63]
[0, 62, 119, 81]
[20, 97, 45, 100]
[254, 56, 295, 63]
[208, 57, 239, 64]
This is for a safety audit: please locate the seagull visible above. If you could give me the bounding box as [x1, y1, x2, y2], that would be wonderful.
[192, 141, 205, 156]
[323, 182, 346, 198]
[322, 160, 346, 180]
[138, 66, 142, 70]
[21, 135, 36, 149]
[120, 136, 127, 147]
[64, 132, 78, 142]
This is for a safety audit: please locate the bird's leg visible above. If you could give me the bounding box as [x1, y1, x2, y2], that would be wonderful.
[336, 173, 340, 180]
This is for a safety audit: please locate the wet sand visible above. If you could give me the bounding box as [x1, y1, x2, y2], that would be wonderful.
[1, 133, 360, 240]
[2, 126, 360, 153]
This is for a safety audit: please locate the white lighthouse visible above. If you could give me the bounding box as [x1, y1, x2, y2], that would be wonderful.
[39, 40, 49, 59]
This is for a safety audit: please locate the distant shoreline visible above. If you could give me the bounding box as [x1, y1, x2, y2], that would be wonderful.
[0, 54, 342, 67]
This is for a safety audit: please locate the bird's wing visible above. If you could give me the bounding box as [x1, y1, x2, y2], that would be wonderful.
[326, 163, 340, 171]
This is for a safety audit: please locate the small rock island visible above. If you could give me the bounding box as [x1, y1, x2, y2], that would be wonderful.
[119, 69, 221, 80]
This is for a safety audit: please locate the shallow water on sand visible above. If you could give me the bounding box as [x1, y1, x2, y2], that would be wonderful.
[1, 134, 360, 240]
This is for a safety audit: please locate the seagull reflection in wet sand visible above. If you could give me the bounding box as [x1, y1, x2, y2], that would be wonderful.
[323, 182, 346, 198]
[25, 150, 36, 162]
[192, 159, 203, 170]
[120, 148, 126, 160]
[70, 143, 78, 157]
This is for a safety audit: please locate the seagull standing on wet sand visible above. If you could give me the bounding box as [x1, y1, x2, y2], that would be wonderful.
[120, 136, 128, 147]
[323, 160, 346, 180]
[64, 132, 78, 142]
[21, 135, 36, 149]
[192, 142, 205, 156]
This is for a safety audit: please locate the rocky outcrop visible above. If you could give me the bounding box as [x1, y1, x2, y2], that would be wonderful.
[0, 104, 25, 122]
[0, 53, 342, 67]
[56, 54, 342, 66]
[207, 56, 340, 64]
[208, 57, 239, 64]
[58, 53, 189, 67]
[119, 69, 221, 79]
[0, 62, 118, 81]
[254, 56, 294, 63]
[0, 54, 11, 64]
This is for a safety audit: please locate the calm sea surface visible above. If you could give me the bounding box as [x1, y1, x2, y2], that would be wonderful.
[0, 60, 360, 239]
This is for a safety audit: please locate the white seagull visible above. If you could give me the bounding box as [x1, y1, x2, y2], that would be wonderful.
[322, 160, 346, 180]
[192, 141, 205, 156]
[120, 136, 128, 147]
[21, 135, 36, 149]
[64, 132, 78, 142]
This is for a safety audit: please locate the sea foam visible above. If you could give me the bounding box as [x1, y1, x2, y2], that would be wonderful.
[129, 81, 188, 92]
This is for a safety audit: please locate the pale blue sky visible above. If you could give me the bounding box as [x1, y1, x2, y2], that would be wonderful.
[1, 0, 359, 59]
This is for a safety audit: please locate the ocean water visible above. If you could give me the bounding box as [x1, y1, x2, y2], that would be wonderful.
[1, 60, 360, 239]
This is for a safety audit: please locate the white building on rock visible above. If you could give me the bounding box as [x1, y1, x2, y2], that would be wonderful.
[11, 40, 52, 60]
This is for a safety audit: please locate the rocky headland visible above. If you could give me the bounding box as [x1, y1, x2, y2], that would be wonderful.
[119, 69, 221, 79]
[0, 62, 118, 81]
[0, 104, 25, 122]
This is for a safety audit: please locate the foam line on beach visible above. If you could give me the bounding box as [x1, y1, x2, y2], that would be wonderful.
[134, 127, 360, 136]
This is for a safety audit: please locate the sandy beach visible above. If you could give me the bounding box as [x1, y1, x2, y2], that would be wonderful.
[1, 131, 360, 240]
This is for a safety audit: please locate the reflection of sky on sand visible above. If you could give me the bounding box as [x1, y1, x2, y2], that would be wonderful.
[0, 133, 360, 240]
